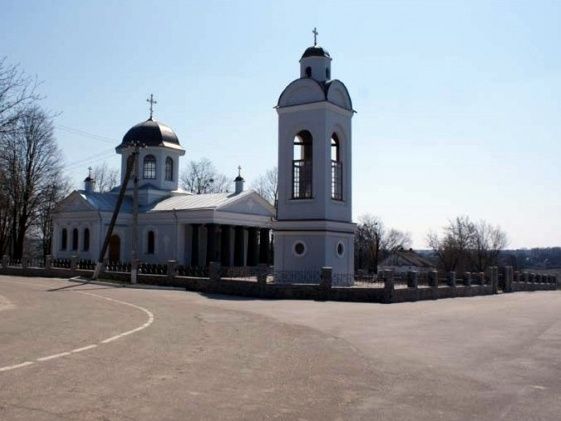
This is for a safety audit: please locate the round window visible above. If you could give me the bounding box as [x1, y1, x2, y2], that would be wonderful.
[337, 242, 344, 257]
[294, 242, 306, 256]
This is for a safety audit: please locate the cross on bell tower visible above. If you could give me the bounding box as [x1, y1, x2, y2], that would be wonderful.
[312, 27, 318, 46]
[146, 94, 157, 120]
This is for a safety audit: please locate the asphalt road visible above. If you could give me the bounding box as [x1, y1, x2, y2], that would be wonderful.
[1, 275, 560, 420]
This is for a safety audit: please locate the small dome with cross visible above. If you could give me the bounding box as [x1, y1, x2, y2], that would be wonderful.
[116, 94, 181, 150]
[301, 46, 330, 59]
[117, 119, 180, 149]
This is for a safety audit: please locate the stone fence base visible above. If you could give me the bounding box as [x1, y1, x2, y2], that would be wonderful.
[0, 264, 558, 304]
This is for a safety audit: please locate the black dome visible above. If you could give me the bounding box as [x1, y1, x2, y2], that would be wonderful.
[118, 119, 180, 149]
[301, 46, 330, 59]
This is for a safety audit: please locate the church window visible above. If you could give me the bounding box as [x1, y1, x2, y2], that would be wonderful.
[331, 133, 343, 201]
[61, 228, 67, 250]
[292, 130, 313, 199]
[165, 157, 173, 181]
[72, 228, 79, 251]
[293, 241, 306, 256]
[337, 242, 345, 257]
[326, 68, 330, 79]
[143, 155, 156, 179]
[83, 228, 90, 251]
[305, 66, 312, 77]
[147, 231, 155, 254]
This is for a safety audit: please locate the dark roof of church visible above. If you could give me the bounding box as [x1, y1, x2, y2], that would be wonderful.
[117, 118, 180, 149]
[301, 46, 330, 59]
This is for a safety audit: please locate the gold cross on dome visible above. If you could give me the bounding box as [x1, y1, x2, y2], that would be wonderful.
[313, 27, 318, 46]
[146, 94, 157, 119]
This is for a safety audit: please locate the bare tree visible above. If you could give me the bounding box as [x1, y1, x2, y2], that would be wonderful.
[180, 158, 230, 194]
[427, 216, 507, 273]
[471, 220, 508, 272]
[35, 174, 72, 257]
[0, 58, 40, 134]
[0, 106, 62, 259]
[251, 166, 278, 206]
[93, 162, 119, 192]
[355, 214, 412, 273]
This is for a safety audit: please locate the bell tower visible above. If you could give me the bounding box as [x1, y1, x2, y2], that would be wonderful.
[274, 31, 355, 283]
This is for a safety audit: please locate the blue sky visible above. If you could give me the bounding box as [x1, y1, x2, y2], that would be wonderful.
[2, 0, 560, 248]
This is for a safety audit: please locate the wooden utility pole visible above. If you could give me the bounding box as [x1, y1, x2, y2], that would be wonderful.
[130, 142, 141, 283]
[92, 148, 137, 280]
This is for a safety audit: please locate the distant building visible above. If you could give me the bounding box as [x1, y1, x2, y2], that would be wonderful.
[52, 117, 274, 266]
[378, 249, 435, 273]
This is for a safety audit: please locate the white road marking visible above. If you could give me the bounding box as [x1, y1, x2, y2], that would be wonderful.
[0, 288, 155, 373]
[0, 361, 34, 372]
[37, 352, 71, 362]
[71, 344, 97, 353]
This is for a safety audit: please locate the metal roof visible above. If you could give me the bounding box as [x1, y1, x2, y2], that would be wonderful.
[79, 191, 133, 213]
[116, 118, 180, 150]
[145, 191, 253, 212]
[301, 46, 330, 59]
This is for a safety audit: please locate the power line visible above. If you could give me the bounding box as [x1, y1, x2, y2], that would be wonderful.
[56, 124, 119, 145]
[63, 148, 117, 171]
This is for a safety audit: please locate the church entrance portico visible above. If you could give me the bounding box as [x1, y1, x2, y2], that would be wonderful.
[185, 223, 270, 268]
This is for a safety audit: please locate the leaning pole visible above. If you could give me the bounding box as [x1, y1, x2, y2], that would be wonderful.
[92, 152, 136, 280]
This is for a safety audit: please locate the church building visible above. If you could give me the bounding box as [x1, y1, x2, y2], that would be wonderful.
[53, 31, 355, 283]
[52, 113, 275, 267]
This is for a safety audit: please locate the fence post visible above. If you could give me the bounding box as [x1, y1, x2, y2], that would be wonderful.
[406, 270, 418, 301]
[383, 270, 395, 303]
[406, 271, 418, 288]
[167, 260, 177, 282]
[209, 261, 221, 283]
[130, 259, 138, 284]
[463, 272, 472, 287]
[504, 266, 513, 293]
[320, 267, 333, 290]
[257, 263, 268, 285]
[427, 270, 438, 299]
[490, 266, 499, 294]
[1, 255, 8, 269]
[447, 271, 456, 288]
[70, 256, 78, 277]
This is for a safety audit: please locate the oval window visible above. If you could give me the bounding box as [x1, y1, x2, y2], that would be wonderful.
[294, 242, 306, 256]
[337, 242, 344, 257]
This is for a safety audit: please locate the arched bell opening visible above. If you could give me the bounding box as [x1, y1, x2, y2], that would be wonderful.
[331, 133, 343, 201]
[292, 130, 313, 199]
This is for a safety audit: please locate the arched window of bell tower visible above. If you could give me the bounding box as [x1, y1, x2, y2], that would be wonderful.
[331, 133, 343, 201]
[326, 68, 330, 80]
[305, 66, 312, 78]
[292, 130, 313, 199]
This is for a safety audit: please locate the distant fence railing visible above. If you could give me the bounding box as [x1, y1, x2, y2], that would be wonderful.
[1, 255, 558, 304]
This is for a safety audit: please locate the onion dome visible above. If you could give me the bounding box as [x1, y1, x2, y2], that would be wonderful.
[116, 119, 180, 150]
[301, 46, 330, 59]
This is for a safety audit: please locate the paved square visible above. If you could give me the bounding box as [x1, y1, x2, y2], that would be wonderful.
[1, 275, 560, 420]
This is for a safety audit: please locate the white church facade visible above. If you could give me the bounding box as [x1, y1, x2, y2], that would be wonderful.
[52, 117, 275, 267]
